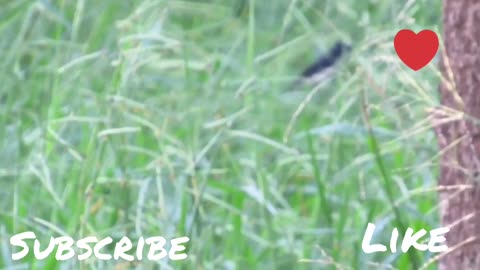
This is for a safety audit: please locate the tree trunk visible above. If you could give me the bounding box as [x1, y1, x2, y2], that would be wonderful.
[435, 0, 480, 269]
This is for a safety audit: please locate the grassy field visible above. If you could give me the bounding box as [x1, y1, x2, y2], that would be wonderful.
[0, 0, 444, 269]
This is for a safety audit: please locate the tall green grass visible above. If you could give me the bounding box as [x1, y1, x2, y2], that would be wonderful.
[1, 0, 443, 269]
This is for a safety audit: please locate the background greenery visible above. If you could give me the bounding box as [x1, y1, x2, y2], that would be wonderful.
[0, 0, 443, 269]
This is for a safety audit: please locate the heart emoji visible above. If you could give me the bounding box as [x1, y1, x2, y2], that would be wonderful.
[394, 29, 439, 71]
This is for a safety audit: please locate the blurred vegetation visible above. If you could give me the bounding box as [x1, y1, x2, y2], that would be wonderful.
[0, 0, 442, 269]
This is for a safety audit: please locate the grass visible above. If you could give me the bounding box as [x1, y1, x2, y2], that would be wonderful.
[0, 0, 444, 269]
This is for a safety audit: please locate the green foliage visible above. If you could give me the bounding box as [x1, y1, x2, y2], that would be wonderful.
[0, 0, 442, 269]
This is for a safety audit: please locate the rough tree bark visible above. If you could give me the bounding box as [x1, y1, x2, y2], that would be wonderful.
[435, 0, 480, 269]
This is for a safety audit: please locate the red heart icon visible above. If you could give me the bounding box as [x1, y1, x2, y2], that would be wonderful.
[394, 29, 439, 71]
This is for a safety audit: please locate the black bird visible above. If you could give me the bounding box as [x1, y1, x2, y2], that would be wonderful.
[294, 41, 352, 87]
